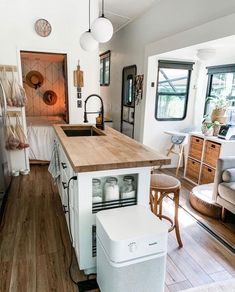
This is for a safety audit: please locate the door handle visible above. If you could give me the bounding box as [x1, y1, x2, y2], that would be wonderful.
[63, 205, 68, 214]
[62, 182, 68, 189]
[61, 162, 67, 169]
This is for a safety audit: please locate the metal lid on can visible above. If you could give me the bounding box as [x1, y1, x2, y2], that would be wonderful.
[123, 175, 134, 183]
[92, 178, 101, 186]
[106, 177, 118, 184]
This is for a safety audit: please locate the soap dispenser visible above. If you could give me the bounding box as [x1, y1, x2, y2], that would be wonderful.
[96, 112, 103, 129]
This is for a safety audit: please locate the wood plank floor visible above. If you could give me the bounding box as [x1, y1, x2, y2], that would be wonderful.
[157, 167, 235, 249]
[0, 165, 235, 292]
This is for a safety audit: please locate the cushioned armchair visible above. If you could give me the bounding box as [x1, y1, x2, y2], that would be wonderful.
[213, 156, 235, 216]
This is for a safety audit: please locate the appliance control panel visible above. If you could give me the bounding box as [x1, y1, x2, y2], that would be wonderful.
[128, 242, 137, 253]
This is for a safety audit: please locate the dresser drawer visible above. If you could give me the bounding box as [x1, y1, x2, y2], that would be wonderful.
[186, 158, 201, 184]
[200, 164, 215, 184]
[189, 136, 204, 161]
[203, 140, 221, 168]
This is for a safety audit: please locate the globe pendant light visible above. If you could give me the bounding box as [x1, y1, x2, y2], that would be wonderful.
[80, 0, 98, 52]
[80, 29, 98, 52]
[91, 0, 113, 43]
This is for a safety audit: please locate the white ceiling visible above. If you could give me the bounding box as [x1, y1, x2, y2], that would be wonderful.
[100, 0, 159, 32]
[159, 35, 235, 61]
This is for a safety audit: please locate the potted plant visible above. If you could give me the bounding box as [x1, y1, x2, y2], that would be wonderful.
[213, 120, 221, 136]
[208, 95, 231, 124]
[201, 117, 214, 136]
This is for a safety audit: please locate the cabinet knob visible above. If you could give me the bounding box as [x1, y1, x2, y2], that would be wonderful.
[63, 205, 68, 214]
[61, 162, 67, 169]
[62, 182, 68, 189]
[129, 242, 137, 253]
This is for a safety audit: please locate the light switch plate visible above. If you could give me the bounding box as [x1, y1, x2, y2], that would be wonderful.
[77, 100, 82, 108]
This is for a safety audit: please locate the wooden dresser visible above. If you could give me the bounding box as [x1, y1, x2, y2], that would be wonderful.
[185, 132, 235, 185]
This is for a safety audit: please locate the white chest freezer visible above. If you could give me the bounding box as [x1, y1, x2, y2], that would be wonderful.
[96, 205, 168, 292]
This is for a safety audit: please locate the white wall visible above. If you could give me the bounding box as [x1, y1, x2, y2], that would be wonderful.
[143, 55, 199, 166]
[0, 0, 100, 123]
[0, 0, 100, 171]
[142, 40, 235, 166]
[140, 14, 235, 146]
[100, 0, 235, 143]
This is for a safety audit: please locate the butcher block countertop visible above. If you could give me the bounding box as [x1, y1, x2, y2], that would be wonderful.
[53, 124, 170, 173]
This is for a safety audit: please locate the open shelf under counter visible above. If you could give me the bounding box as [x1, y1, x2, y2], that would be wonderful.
[184, 132, 235, 185]
[72, 166, 151, 273]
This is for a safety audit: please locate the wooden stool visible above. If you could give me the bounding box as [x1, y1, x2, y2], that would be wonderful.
[150, 173, 183, 248]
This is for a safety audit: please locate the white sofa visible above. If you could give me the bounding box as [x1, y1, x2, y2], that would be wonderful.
[213, 156, 235, 215]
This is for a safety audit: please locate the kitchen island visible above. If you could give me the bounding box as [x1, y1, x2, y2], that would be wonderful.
[53, 124, 170, 273]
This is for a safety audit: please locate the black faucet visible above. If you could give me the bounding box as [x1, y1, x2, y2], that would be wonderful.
[84, 94, 105, 130]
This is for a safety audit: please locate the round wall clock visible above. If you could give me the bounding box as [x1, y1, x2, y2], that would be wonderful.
[35, 19, 52, 37]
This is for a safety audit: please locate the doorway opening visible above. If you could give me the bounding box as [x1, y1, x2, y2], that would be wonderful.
[121, 65, 137, 138]
[20, 51, 69, 123]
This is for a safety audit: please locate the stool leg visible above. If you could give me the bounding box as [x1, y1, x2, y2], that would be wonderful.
[221, 207, 227, 222]
[182, 146, 185, 170]
[159, 144, 174, 169]
[174, 189, 183, 248]
[149, 190, 154, 212]
[153, 191, 158, 215]
[158, 192, 164, 220]
[176, 145, 184, 177]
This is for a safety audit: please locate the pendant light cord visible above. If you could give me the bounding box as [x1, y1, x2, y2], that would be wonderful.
[88, 0, 91, 32]
[102, 0, 104, 17]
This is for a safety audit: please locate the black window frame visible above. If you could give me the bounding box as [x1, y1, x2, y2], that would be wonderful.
[155, 60, 194, 121]
[204, 63, 235, 115]
[99, 50, 111, 86]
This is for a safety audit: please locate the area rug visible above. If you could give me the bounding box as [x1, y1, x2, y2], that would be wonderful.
[179, 182, 235, 253]
[181, 278, 235, 292]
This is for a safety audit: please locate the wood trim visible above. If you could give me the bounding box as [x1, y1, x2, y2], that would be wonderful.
[0, 65, 17, 72]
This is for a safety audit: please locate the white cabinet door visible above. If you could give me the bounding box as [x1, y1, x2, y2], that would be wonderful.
[56, 176, 63, 202]
[59, 145, 73, 179]
[66, 179, 76, 248]
[73, 208, 80, 258]
[60, 168, 77, 248]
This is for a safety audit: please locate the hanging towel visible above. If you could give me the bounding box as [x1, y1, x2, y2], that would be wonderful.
[48, 141, 60, 183]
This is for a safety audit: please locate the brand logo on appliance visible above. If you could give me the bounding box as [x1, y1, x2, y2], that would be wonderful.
[149, 242, 158, 246]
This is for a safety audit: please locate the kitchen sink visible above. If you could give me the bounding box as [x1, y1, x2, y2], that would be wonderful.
[61, 126, 105, 137]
